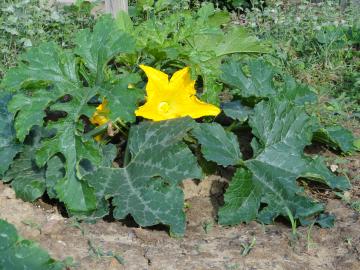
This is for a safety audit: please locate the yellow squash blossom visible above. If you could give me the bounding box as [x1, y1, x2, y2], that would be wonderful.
[135, 65, 221, 121]
[90, 99, 110, 142]
[90, 98, 110, 126]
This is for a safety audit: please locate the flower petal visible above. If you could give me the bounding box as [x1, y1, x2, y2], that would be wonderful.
[90, 114, 109, 125]
[139, 65, 169, 98]
[173, 95, 221, 119]
[169, 67, 195, 95]
[90, 98, 110, 125]
[135, 103, 168, 121]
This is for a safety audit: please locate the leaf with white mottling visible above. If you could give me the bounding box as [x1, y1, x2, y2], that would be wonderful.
[248, 99, 350, 191]
[85, 118, 202, 236]
[219, 99, 350, 226]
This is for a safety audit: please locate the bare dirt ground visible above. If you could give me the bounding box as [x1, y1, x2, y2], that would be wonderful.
[1, 148, 359, 270]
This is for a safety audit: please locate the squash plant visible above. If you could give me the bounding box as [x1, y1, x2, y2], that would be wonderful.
[0, 13, 355, 237]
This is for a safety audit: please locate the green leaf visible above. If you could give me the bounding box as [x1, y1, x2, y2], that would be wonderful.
[207, 11, 231, 27]
[218, 168, 262, 225]
[221, 60, 277, 99]
[0, 220, 17, 251]
[115, 10, 134, 33]
[313, 125, 356, 153]
[8, 90, 54, 142]
[222, 100, 253, 122]
[136, 0, 154, 11]
[248, 99, 350, 191]
[246, 160, 325, 224]
[315, 213, 335, 228]
[75, 16, 135, 84]
[35, 116, 101, 215]
[3, 127, 49, 202]
[231, 0, 248, 7]
[3, 42, 79, 144]
[215, 28, 270, 57]
[280, 76, 318, 105]
[1, 42, 78, 91]
[192, 123, 242, 167]
[200, 75, 223, 105]
[197, 2, 215, 19]
[45, 155, 65, 199]
[154, 0, 177, 12]
[4, 151, 46, 202]
[100, 74, 144, 122]
[2, 45, 102, 214]
[100, 144, 117, 167]
[85, 118, 202, 236]
[0, 219, 64, 270]
[219, 99, 350, 226]
[0, 93, 20, 176]
[300, 213, 335, 228]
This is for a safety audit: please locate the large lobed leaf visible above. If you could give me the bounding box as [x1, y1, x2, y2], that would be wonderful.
[214, 27, 270, 57]
[0, 93, 20, 176]
[8, 90, 56, 142]
[75, 16, 135, 85]
[1, 42, 78, 92]
[247, 99, 349, 191]
[0, 219, 64, 270]
[280, 76, 318, 105]
[3, 127, 47, 202]
[218, 99, 350, 226]
[314, 125, 357, 154]
[221, 60, 318, 105]
[35, 110, 102, 214]
[85, 118, 202, 236]
[218, 168, 262, 224]
[99, 75, 144, 123]
[221, 60, 277, 99]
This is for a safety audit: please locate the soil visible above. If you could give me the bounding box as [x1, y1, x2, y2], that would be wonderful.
[1, 151, 359, 270]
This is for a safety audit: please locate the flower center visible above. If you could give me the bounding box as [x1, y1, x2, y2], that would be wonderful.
[158, 102, 170, 113]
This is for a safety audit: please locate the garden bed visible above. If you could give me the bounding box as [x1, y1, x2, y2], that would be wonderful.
[1, 155, 359, 270]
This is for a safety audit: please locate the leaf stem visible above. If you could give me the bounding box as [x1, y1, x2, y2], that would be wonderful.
[85, 123, 109, 140]
[123, 141, 131, 166]
[225, 122, 242, 132]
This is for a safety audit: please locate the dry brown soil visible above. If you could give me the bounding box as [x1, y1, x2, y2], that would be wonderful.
[1, 149, 359, 270]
